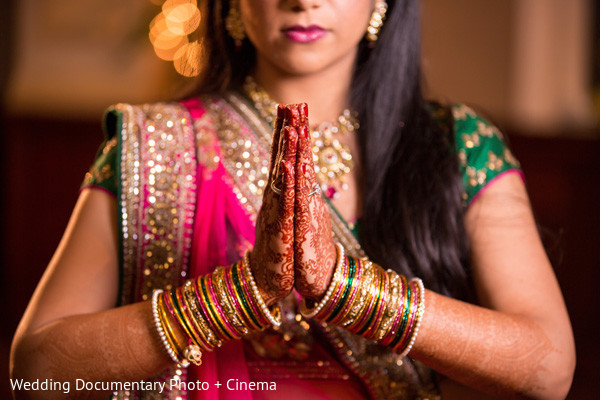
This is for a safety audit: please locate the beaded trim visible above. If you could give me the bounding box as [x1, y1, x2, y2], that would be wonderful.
[112, 102, 197, 400]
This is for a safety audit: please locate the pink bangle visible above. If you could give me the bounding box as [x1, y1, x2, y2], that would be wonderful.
[205, 273, 241, 339]
[364, 267, 390, 340]
[397, 278, 425, 358]
[224, 263, 258, 330]
[242, 252, 282, 328]
[176, 285, 210, 351]
[349, 262, 381, 334]
[394, 279, 419, 352]
[330, 256, 363, 325]
[317, 255, 349, 319]
[238, 259, 270, 327]
[381, 275, 407, 346]
[195, 276, 230, 341]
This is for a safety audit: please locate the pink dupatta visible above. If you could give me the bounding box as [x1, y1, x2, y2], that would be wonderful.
[183, 98, 256, 400]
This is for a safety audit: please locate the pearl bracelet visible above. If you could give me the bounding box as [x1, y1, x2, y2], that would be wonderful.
[397, 278, 425, 358]
[243, 251, 282, 328]
[151, 289, 187, 366]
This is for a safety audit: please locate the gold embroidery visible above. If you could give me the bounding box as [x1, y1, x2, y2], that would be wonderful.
[103, 136, 117, 153]
[83, 137, 117, 186]
[486, 151, 504, 171]
[476, 120, 501, 138]
[461, 132, 480, 149]
[451, 104, 477, 121]
[84, 164, 114, 186]
[114, 102, 196, 399]
[466, 166, 487, 187]
[458, 149, 468, 167]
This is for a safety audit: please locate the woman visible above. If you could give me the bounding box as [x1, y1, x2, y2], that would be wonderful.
[10, 0, 575, 399]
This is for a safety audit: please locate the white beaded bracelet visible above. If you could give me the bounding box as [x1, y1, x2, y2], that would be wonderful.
[151, 289, 188, 366]
[398, 278, 426, 358]
[243, 252, 282, 328]
[300, 243, 344, 319]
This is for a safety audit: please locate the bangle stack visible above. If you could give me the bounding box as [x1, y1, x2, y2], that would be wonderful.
[300, 247, 426, 357]
[151, 259, 281, 366]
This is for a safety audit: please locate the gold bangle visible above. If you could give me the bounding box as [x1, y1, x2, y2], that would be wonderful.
[343, 261, 376, 329]
[375, 270, 401, 341]
[179, 282, 214, 351]
[212, 266, 250, 336]
[184, 279, 223, 349]
[157, 294, 189, 365]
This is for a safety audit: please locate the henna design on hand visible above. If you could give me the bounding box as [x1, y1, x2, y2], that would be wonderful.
[292, 104, 337, 300]
[250, 106, 299, 304]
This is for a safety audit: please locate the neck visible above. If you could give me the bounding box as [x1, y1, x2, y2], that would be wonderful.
[253, 54, 355, 126]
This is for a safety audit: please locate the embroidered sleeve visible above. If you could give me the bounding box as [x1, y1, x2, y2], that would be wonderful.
[81, 107, 122, 196]
[81, 136, 118, 196]
[452, 104, 522, 206]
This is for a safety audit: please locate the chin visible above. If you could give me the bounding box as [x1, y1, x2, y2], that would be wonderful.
[270, 49, 340, 76]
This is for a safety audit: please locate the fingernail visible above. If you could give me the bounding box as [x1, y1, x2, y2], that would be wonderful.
[299, 103, 308, 118]
[301, 163, 307, 175]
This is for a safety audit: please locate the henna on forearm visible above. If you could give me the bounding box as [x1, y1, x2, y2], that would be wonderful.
[11, 302, 171, 400]
[411, 291, 559, 398]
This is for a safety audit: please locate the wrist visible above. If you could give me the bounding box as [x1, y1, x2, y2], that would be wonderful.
[299, 251, 426, 356]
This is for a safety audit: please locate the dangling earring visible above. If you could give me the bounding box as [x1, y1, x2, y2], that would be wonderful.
[225, 0, 245, 48]
[366, 1, 388, 46]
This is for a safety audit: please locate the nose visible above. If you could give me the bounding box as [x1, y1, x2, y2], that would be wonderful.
[284, 0, 323, 11]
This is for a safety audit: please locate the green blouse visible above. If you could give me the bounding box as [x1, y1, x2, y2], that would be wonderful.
[81, 103, 521, 209]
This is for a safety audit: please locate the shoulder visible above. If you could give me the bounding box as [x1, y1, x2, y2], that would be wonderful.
[448, 104, 522, 206]
[103, 101, 202, 135]
[82, 100, 208, 195]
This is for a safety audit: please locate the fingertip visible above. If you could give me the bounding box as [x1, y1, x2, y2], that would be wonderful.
[299, 125, 309, 139]
[277, 104, 285, 119]
[284, 105, 300, 126]
[274, 105, 285, 133]
[299, 103, 308, 117]
[298, 103, 308, 126]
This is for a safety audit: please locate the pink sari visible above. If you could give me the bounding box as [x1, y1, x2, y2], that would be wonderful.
[184, 99, 256, 400]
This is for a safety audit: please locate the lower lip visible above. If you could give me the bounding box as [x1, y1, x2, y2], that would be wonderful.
[284, 29, 327, 43]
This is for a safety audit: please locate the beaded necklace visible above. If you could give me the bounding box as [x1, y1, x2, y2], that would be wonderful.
[243, 76, 359, 199]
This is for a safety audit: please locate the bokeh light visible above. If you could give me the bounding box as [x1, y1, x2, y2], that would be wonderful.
[149, 0, 201, 76]
[173, 40, 202, 77]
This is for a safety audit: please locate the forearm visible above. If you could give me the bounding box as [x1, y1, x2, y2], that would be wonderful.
[410, 291, 574, 399]
[302, 250, 573, 400]
[11, 301, 171, 400]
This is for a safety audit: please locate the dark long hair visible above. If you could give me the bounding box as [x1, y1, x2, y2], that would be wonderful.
[192, 0, 471, 299]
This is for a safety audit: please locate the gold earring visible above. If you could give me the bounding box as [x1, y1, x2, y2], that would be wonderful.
[366, 1, 388, 45]
[225, 0, 246, 48]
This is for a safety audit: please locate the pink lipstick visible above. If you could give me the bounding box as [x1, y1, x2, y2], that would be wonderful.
[283, 25, 327, 43]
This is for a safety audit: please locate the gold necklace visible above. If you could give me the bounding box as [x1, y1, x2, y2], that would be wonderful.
[243, 76, 359, 199]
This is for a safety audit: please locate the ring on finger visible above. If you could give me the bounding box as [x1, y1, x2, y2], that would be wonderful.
[307, 184, 321, 198]
[271, 180, 283, 195]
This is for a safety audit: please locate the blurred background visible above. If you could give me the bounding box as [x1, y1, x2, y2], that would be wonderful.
[1, 0, 599, 398]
